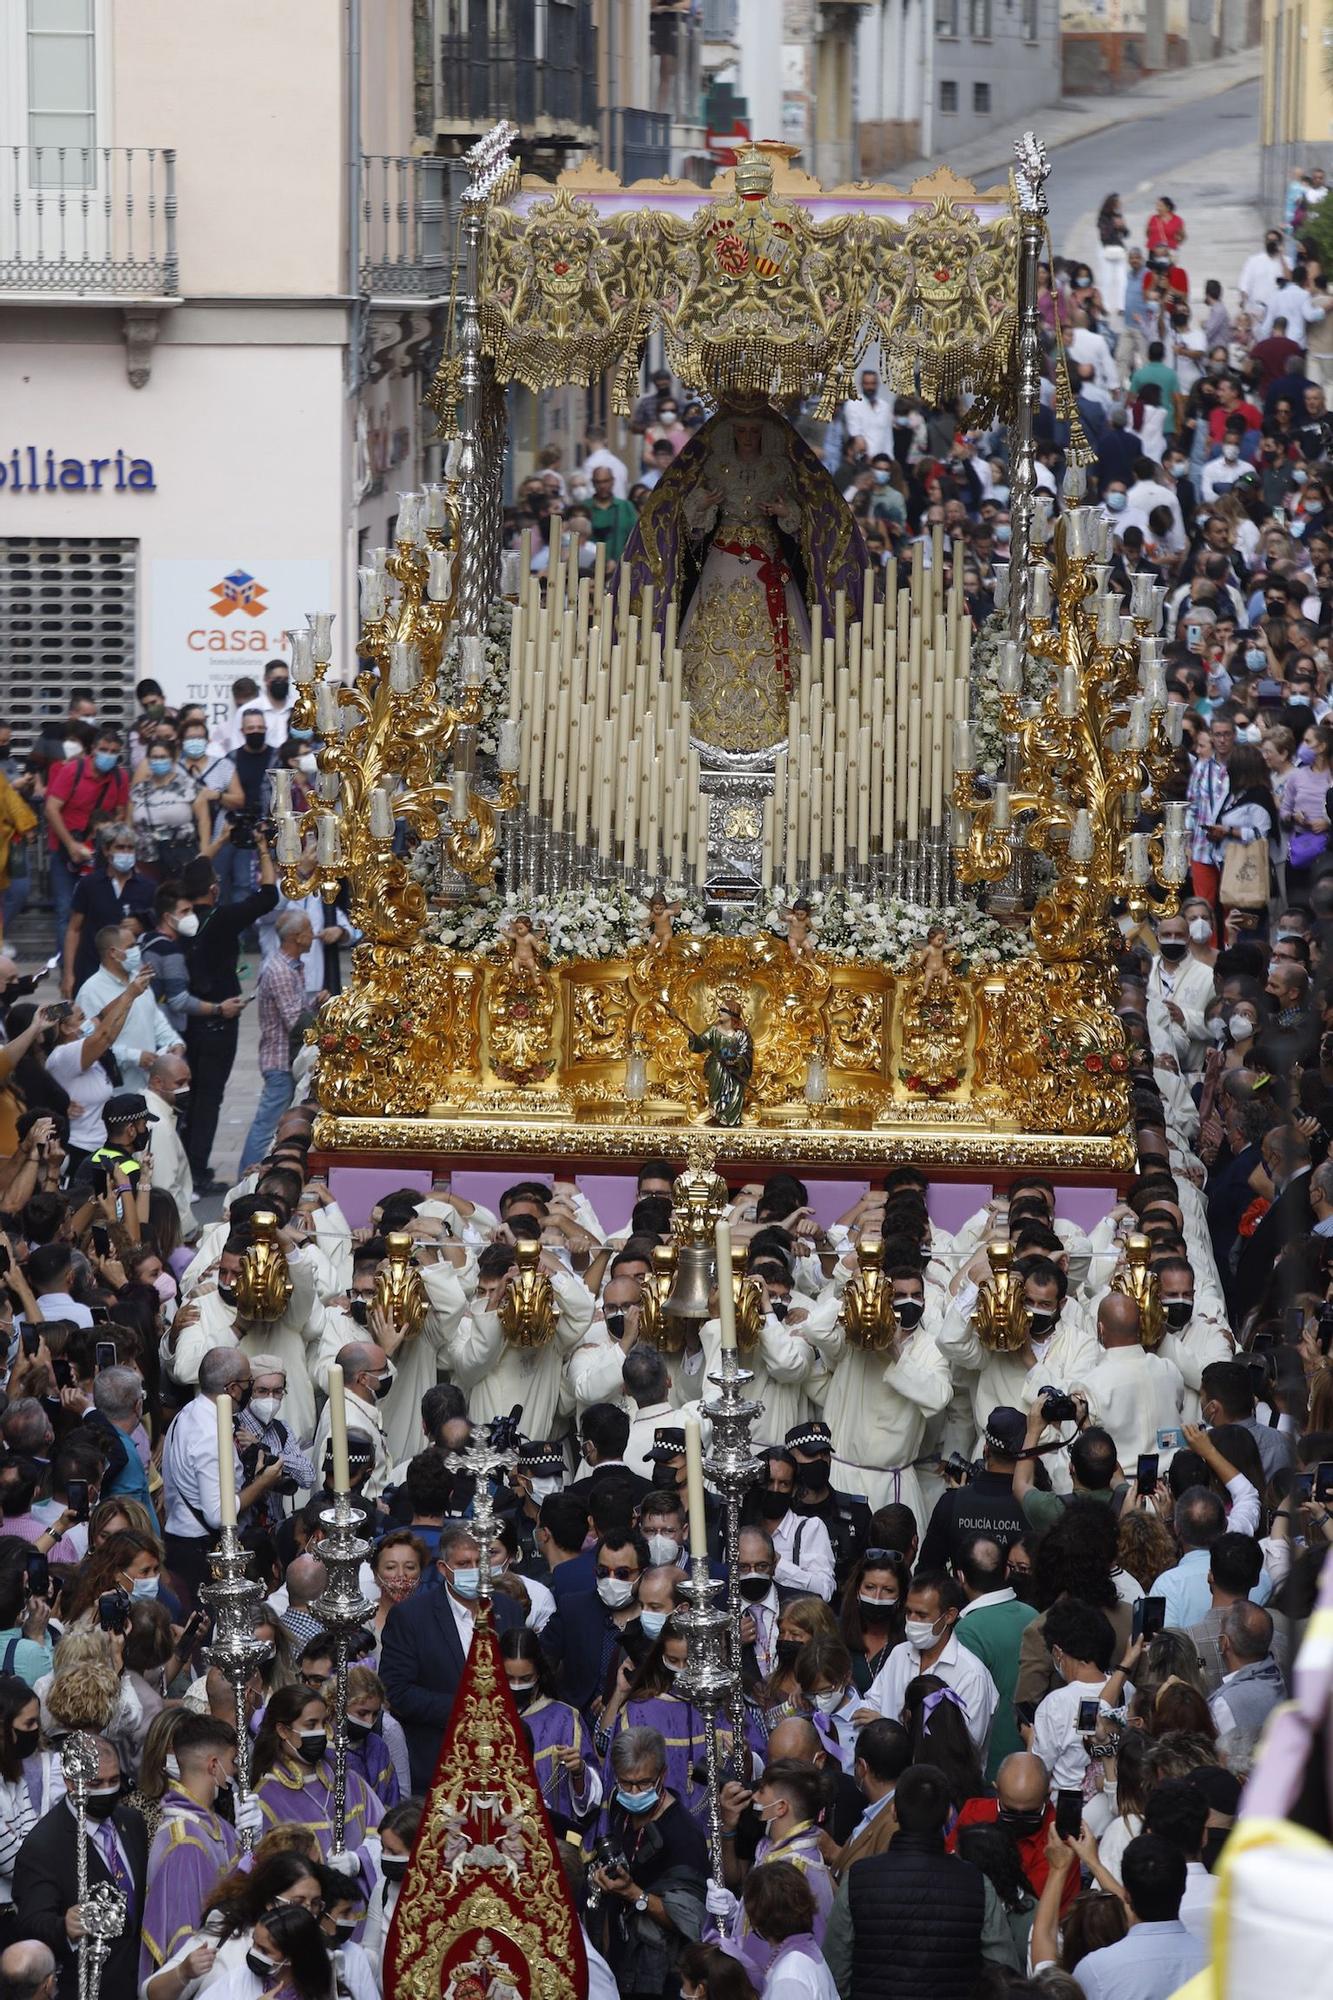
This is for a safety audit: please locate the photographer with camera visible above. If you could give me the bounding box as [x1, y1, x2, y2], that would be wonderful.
[590, 1723, 708, 2000]
[178, 835, 278, 1199]
[918, 1407, 1031, 1571]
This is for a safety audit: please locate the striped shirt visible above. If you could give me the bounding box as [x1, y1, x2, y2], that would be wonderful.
[1186, 754, 1231, 864]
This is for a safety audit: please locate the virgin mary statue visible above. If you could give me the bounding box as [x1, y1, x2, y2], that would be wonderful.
[620, 399, 867, 755]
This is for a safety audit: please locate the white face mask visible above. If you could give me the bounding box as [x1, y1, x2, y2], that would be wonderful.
[904, 1617, 941, 1650]
[646, 1532, 681, 1567]
[175, 911, 200, 938]
[1189, 917, 1213, 942]
[250, 1395, 282, 1426]
[528, 1475, 562, 1504]
[813, 1687, 846, 1715]
[597, 1575, 635, 1610]
[1230, 1015, 1255, 1040]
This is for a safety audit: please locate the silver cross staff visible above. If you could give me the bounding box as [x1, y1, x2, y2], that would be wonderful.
[444, 1427, 520, 1602]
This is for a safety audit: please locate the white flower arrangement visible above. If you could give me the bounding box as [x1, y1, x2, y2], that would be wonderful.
[440, 596, 514, 758]
[425, 882, 709, 960]
[969, 609, 1048, 778]
[749, 884, 1032, 971]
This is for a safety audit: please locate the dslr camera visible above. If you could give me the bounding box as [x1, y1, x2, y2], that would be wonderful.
[1039, 1387, 1079, 1426]
[225, 808, 274, 851]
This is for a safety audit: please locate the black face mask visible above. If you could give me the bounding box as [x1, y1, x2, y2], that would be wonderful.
[770, 1299, 790, 1321]
[381, 1853, 409, 1882]
[217, 1282, 239, 1309]
[758, 1487, 791, 1520]
[345, 1716, 376, 1744]
[85, 1785, 122, 1821]
[242, 732, 267, 752]
[650, 1465, 682, 1492]
[738, 1573, 773, 1604]
[293, 1730, 327, 1765]
[267, 676, 290, 702]
[1027, 1309, 1058, 1336]
[894, 1298, 924, 1330]
[1201, 1825, 1231, 1873]
[774, 1638, 802, 1669]
[1158, 939, 1189, 961]
[330, 1917, 357, 1946]
[1163, 1300, 1193, 1330]
[10, 1725, 40, 1760]
[997, 1806, 1047, 1837]
[794, 1464, 829, 1496]
[1008, 1572, 1034, 1604]
[605, 1310, 626, 1341]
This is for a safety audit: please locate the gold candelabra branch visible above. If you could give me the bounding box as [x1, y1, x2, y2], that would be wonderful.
[950, 492, 1186, 961]
[1113, 1230, 1166, 1351]
[498, 1237, 558, 1349]
[274, 482, 516, 943]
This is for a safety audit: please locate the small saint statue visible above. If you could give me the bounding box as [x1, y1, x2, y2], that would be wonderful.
[781, 899, 815, 961]
[664, 990, 754, 1127]
[644, 893, 683, 950]
[502, 914, 547, 974]
[913, 923, 954, 995]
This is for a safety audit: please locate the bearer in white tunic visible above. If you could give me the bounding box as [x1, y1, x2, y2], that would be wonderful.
[1069, 1293, 1185, 1469]
[441, 1242, 595, 1440]
[164, 1240, 328, 1442]
[815, 1270, 951, 1527]
[937, 1255, 1098, 1456]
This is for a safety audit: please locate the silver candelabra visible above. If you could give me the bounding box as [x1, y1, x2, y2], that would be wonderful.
[670, 1554, 735, 1886]
[702, 1346, 765, 1763]
[201, 1525, 273, 1853]
[61, 1732, 126, 2000]
[313, 1494, 375, 1859]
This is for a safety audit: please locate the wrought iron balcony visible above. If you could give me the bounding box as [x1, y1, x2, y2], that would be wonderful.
[436, 0, 598, 144]
[0, 145, 178, 298]
[360, 155, 458, 300]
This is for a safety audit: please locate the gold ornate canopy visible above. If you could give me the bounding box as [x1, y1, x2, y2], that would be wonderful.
[449, 145, 1021, 422]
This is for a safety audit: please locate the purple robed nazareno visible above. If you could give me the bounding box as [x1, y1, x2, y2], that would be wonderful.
[524, 1695, 600, 1828]
[600, 1693, 735, 1834]
[718, 1822, 834, 1985]
[345, 1726, 401, 1811]
[620, 402, 868, 640]
[139, 1792, 239, 1984]
[255, 1757, 384, 1876]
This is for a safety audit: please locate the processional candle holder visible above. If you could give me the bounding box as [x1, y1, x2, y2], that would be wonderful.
[61, 1731, 127, 2000]
[201, 1523, 273, 1853]
[312, 1493, 375, 1861]
[701, 1346, 765, 1765]
[670, 1554, 735, 1886]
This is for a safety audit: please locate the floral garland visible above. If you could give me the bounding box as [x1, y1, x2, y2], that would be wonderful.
[746, 886, 1033, 972]
[440, 597, 514, 759]
[424, 883, 710, 961]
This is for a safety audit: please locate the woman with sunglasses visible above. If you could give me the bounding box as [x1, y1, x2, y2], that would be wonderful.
[838, 1550, 909, 1693]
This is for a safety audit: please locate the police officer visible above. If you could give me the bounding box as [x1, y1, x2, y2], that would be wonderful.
[784, 1420, 871, 1585]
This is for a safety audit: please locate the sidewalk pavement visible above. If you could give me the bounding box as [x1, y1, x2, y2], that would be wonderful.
[885, 44, 1263, 192]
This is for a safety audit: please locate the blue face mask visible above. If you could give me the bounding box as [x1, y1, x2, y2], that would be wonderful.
[93, 751, 119, 774]
[122, 946, 141, 975]
[1297, 743, 1317, 766]
[148, 756, 173, 777]
[1106, 491, 1127, 513]
[617, 1785, 659, 1815]
[638, 1608, 668, 1641]
[449, 1566, 480, 1599]
[129, 1575, 160, 1601]
[289, 726, 315, 742]
[1245, 648, 1266, 671]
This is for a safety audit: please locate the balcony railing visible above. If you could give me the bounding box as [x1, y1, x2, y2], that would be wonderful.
[611, 108, 672, 185]
[437, 0, 598, 138]
[360, 155, 457, 298]
[0, 146, 177, 297]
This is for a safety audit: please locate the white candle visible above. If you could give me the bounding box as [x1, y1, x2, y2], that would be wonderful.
[269, 769, 294, 816]
[991, 782, 1011, 830]
[316, 814, 342, 867]
[684, 1413, 707, 1560]
[1059, 667, 1079, 718]
[369, 787, 395, 839]
[451, 772, 470, 824]
[715, 1218, 736, 1350]
[327, 1362, 350, 1496]
[498, 718, 520, 773]
[276, 813, 302, 866]
[216, 1393, 237, 1527]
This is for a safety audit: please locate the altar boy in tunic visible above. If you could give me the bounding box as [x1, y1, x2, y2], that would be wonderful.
[139, 1715, 260, 1983]
[501, 1628, 602, 1832]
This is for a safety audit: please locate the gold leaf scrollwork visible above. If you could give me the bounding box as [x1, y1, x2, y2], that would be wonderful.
[487, 963, 558, 1085]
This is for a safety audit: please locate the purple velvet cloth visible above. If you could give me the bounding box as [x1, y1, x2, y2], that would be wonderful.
[139, 1794, 239, 1985]
[600, 1692, 735, 1832]
[525, 1694, 601, 1827]
[620, 406, 868, 640]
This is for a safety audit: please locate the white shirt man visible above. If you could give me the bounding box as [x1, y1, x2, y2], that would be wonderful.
[841, 378, 895, 458]
[309, 1345, 395, 1498]
[1031, 1673, 1113, 1793]
[76, 958, 181, 1092]
[162, 1383, 244, 1540]
[583, 439, 629, 499]
[1262, 279, 1327, 339]
[865, 1624, 998, 1756]
[769, 1505, 836, 1601]
[1071, 1306, 1185, 1469]
[1145, 934, 1217, 1074]
[696, 1300, 841, 1447]
[1127, 474, 1185, 545]
[1066, 323, 1119, 398]
[1238, 241, 1286, 318]
[145, 1066, 198, 1240]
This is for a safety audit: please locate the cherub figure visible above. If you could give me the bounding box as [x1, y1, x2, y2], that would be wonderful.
[914, 924, 953, 993]
[781, 899, 815, 961]
[502, 914, 547, 974]
[644, 893, 683, 949]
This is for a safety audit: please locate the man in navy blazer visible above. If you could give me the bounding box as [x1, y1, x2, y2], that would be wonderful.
[380, 1521, 527, 1792]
